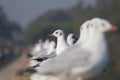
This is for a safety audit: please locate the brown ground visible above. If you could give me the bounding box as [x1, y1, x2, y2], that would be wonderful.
[0, 54, 30, 80]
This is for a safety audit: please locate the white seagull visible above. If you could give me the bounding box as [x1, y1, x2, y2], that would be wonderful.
[48, 29, 69, 55]
[67, 33, 77, 46]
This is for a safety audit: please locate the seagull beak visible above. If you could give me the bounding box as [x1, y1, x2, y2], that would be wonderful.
[48, 34, 54, 37]
[110, 25, 117, 32]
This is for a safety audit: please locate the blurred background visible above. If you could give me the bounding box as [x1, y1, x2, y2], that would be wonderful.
[0, 0, 120, 80]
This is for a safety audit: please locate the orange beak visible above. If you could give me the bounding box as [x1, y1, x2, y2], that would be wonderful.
[48, 34, 54, 37]
[110, 25, 117, 32]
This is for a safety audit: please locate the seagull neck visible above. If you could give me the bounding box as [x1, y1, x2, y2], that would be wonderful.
[88, 29, 107, 52]
[56, 36, 68, 55]
[87, 29, 109, 66]
[57, 36, 66, 44]
[77, 30, 87, 44]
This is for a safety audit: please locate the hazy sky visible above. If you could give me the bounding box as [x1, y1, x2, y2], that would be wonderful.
[0, 0, 79, 29]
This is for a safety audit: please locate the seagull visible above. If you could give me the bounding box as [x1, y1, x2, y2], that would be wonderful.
[67, 33, 78, 46]
[48, 29, 70, 55]
[41, 41, 56, 59]
[30, 40, 56, 63]
[30, 40, 47, 60]
[33, 18, 117, 80]
[29, 40, 45, 58]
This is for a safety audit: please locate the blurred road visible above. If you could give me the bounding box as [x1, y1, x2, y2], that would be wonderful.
[0, 54, 29, 80]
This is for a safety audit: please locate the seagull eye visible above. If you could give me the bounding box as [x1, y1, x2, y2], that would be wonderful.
[55, 32, 58, 34]
[87, 24, 89, 28]
[87, 23, 92, 28]
[60, 33, 62, 35]
[101, 23, 105, 27]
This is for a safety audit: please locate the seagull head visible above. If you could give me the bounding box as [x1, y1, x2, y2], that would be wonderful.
[48, 29, 64, 38]
[91, 18, 117, 33]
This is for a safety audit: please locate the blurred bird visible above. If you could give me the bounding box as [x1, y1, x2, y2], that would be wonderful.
[67, 33, 78, 46]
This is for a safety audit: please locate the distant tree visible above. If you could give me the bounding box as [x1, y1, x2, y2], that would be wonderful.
[0, 6, 22, 45]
